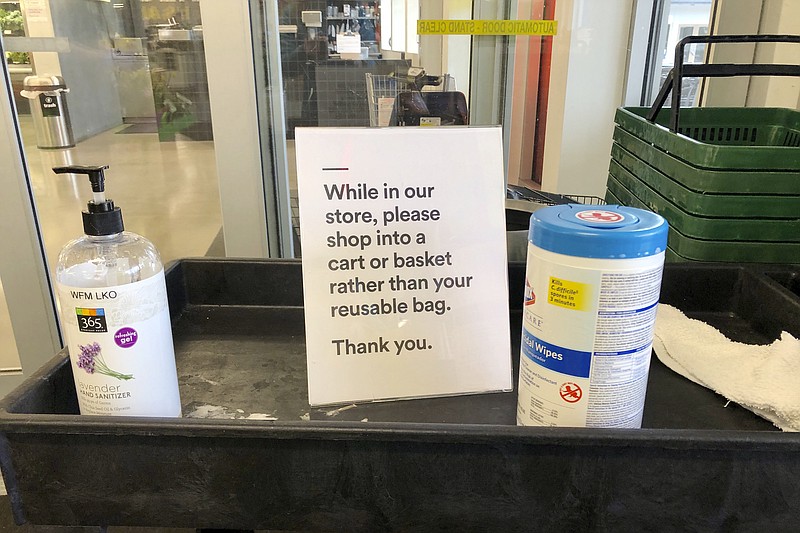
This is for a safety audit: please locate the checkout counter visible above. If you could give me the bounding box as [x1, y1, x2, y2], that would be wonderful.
[280, 5, 406, 136]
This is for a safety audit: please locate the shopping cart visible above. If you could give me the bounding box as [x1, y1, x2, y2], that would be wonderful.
[506, 185, 605, 206]
[365, 71, 456, 127]
[506, 185, 605, 231]
[505, 186, 605, 261]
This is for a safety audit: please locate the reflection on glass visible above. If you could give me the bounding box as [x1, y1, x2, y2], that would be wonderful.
[273, 0, 516, 256]
[650, 0, 713, 107]
[9, 0, 223, 273]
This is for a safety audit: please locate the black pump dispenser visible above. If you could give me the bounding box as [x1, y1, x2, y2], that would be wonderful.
[53, 165, 124, 236]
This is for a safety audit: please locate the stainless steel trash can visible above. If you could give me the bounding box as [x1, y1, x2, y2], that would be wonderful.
[21, 75, 75, 149]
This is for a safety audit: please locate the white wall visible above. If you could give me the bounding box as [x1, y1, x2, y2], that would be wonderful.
[541, 0, 634, 197]
[200, 0, 270, 258]
[50, 0, 124, 141]
[747, 0, 800, 109]
[443, 0, 471, 99]
[702, 0, 759, 107]
[418, 2, 444, 74]
[704, 0, 800, 110]
[0, 60, 62, 396]
[21, 0, 61, 75]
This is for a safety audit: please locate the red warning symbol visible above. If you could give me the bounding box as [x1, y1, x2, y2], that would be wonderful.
[576, 210, 624, 223]
[560, 382, 583, 403]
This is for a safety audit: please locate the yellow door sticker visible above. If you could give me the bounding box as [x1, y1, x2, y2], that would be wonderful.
[417, 20, 558, 36]
[548, 277, 589, 311]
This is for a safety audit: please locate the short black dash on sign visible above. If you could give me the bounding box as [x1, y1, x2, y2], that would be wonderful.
[322, 167, 350, 171]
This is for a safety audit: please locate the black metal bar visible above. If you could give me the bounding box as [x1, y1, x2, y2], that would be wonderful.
[643, 34, 800, 132]
[683, 63, 800, 78]
[647, 69, 673, 122]
[671, 34, 686, 131]
[678, 34, 800, 46]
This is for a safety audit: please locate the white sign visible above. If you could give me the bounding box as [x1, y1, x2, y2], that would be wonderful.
[336, 33, 362, 54]
[420, 117, 442, 126]
[296, 127, 513, 406]
[23, 0, 48, 22]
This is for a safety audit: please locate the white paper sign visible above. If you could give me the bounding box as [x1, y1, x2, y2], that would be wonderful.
[336, 33, 362, 54]
[296, 127, 513, 406]
[23, 0, 48, 22]
[420, 117, 442, 126]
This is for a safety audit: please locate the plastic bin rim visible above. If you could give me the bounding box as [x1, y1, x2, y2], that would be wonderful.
[1, 395, 799, 451]
[616, 106, 800, 150]
[2, 260, 799, 451]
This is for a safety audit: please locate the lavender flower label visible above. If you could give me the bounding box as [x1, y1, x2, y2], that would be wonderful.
[57, 269, 181, 417]
[77, 341, 133, 380]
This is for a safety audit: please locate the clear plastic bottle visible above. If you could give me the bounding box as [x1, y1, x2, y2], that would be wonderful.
[57, 232, 161, 288]
[53, 165, 181, 417]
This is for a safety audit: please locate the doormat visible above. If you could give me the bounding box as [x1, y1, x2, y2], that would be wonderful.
[116, 123, 158, 134]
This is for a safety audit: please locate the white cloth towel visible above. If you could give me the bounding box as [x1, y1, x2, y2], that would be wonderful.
[654, 304, 800, 432]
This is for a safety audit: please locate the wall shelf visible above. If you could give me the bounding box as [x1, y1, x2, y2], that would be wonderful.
[327, 16, 377, 20]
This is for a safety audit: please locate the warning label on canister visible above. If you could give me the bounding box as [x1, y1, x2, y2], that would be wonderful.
[547, 276, 589, 310]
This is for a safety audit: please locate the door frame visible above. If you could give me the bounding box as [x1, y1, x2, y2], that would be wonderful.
[0, 38, 62, 397]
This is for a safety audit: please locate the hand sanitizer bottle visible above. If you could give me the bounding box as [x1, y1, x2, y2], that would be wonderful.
[53, 165, 181, 417]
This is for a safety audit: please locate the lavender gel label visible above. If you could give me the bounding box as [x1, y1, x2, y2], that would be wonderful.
[114, 327, 138, 348]
[57, 270, 181, 417]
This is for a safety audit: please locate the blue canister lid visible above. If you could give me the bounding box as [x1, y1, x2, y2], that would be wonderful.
[528, 204, 668, 259]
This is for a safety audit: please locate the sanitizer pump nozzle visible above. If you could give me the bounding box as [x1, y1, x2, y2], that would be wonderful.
[53, 165, 124, 236]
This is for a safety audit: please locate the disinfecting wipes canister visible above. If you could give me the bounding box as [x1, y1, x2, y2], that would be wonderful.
[517, 204, 668, 428]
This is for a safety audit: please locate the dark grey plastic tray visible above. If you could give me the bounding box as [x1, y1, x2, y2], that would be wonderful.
[1, 259, 800, 531]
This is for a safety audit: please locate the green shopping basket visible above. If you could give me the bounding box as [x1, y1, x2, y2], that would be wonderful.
[606, 166, 800, 242]
[615, 34, 800, 173]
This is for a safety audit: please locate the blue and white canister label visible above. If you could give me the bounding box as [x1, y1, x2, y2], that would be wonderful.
[517, 244, 665, 428]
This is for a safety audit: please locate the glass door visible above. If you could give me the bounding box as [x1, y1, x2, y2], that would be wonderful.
[0, 51, 60, 397]
[0, 0, 284, 395]
[254, 0, 528, 256]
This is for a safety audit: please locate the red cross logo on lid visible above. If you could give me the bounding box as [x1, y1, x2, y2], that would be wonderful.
[576, 210, 624, 223]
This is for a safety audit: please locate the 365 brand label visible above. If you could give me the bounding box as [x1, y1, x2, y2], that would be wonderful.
[57, 269, 181, 416]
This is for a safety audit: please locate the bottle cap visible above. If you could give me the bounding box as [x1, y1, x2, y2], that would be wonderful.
[53, 165, 125, 236]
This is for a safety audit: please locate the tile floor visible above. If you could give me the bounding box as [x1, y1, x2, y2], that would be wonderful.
[22, 117, 223, 269]
[0, 117, 223, 376]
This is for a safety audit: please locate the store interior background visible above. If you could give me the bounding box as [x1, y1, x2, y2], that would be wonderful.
[2, 0, 800, 399]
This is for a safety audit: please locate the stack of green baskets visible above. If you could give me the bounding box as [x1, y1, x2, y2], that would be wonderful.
[607, 106, 800, 262]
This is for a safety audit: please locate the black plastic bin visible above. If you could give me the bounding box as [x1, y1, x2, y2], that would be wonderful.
[1, 259, 800, 531]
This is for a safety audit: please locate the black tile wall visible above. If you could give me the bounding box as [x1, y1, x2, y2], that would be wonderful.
[314, 59, 409, 127]
[280, 0, 327, 137]
[278, 0, 400, 137]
